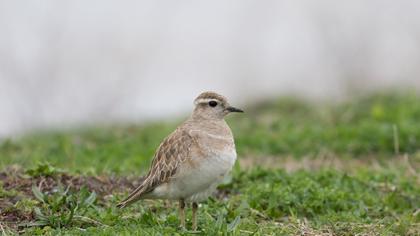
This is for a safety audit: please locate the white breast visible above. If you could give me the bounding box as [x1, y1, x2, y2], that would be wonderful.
[150, 147, 237, 202]
[185, 147, 237, 202]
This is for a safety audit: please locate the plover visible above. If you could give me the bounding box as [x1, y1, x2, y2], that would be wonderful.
[117, 91, 243, 230]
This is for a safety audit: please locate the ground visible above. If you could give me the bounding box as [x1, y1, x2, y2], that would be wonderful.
[0, 92, 419, 235]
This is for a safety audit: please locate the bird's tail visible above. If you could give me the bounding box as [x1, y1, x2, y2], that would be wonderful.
[116, 183, 148, 209]
[116, 199, 132, 209]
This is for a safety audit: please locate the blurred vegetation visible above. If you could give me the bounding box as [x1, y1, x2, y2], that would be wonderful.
[232, 91, 420, 157]
[1, 92, 419, 174]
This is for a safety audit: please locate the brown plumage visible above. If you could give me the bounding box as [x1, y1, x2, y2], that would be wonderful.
[116, 128, 194, 208]
[194, 91, 228, 104]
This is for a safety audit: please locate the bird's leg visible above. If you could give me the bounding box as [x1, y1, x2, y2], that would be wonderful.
[192, 202, 198, 231]
[179, 199, 186, 228]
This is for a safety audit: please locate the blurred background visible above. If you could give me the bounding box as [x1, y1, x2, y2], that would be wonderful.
[1, 0, 420, 137]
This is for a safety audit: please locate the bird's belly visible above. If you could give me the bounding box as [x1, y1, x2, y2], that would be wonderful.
[152, 148, 237, 201]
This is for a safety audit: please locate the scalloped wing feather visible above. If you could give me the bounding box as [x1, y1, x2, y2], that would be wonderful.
[117, 128, 194, 208]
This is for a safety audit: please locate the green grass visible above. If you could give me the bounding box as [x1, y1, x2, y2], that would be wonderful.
[233, 92, 420, 156]
[1, 92, 419, 235]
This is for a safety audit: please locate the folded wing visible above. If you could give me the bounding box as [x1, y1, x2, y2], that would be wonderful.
[117, 128, 194, 208]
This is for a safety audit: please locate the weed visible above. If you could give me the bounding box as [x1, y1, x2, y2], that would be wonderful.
[27, 185, 102, 229]
[25, 163, 64, 178]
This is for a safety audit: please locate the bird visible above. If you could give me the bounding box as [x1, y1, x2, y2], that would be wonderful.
[116, 91, 243, 231]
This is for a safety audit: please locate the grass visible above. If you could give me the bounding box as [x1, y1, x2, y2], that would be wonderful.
[0, 91, 419, 235]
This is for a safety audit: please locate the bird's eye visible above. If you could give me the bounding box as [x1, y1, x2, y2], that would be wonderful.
[209, 101, 218, 107]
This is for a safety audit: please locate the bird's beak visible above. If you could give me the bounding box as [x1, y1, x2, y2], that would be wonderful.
[226, 106, 244, 113]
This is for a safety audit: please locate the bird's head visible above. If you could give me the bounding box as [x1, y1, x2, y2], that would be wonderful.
[192, 91, 243, 120]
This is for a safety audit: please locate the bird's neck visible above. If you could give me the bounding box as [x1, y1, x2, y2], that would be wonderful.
[186, 117, 232, 137]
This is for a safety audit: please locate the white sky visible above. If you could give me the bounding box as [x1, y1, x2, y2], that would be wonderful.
[0, 1, 420, 137]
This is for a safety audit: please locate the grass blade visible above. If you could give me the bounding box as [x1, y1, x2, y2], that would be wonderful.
[83, 192, 97, 206]
[31, 185, 45, 203]
[227, 216, 241, 232]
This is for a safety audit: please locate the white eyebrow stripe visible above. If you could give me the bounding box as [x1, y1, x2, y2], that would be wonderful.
[194, 98, 220, 105]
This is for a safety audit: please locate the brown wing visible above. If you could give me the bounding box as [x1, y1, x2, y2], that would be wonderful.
[117, 128, 194, 208]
